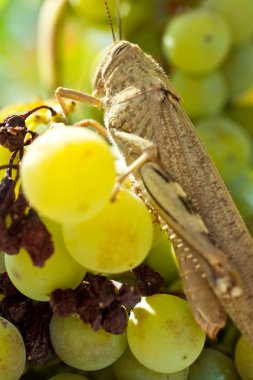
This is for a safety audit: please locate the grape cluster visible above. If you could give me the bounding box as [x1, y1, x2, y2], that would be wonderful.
[0, 105, 205, 379]
[162, 0, 253, 233]
[0, 0, 252, 379]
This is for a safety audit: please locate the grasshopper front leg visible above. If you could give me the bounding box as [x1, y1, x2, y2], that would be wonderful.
[55, 87, 102, 115]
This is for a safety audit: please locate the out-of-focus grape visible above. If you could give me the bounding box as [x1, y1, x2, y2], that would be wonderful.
[50, 313, 127, 371]
[171, 70, 227, 118]
[228, 170, 253, 223]
[202, 0, 253, 45]
[163, 10, 231, 74]
[222, 43, 253, 99]
[188, 347, 240, 379]
[195, 116, 251, 184]
[235, 335, 253, 380]
[127, 294, 205, 373]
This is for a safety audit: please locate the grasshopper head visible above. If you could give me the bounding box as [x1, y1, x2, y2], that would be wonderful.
[92, 40, 137, 98]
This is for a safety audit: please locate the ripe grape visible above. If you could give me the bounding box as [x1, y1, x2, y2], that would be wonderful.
[171, 70, 227, 118]
[222, 43, 253, 99]
[50, 313, 127, 371]
[188, 347, 240, 379]
[20, 126, 116, 224]
[202, 0, 253, 45]
[113, 346, 189, 380]
[127, 294, 205, 373]
[0, 317, 26, 380]
[235, 335, 253, 380]
[5, 217, 86, 301]
[195, 116, 251, 184]
[63, 188, 153, 274]
[163, 10, 231, 74]
[48, 374, 90, 380]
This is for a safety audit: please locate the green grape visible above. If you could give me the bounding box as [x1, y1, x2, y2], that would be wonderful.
[20, 126, 116, 224]
[63, 188, 153, 274]
[113, 346, 189, 380]
[188, 347, 240, 379]
[235, 335, 253, 380]
[144, 236, 179, 284]
[5, 218, 86, 301]
[228, 170, 253, 221]
[163, 10, 231, 74]
[195, 116, 251, 184]
[50, 313, 127, 371]
[0, 317, 26, 380]
[48, 374, 90, 380]
[202, 0, 253, 45]
[127, 294, 205, 374]
[222, 43, 253, 99]
[171, 70, 227, 119]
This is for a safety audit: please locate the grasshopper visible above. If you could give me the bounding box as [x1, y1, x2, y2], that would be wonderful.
[55, 1, 253, 345]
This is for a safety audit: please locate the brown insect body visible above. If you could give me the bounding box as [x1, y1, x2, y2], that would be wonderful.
[92, 40, 253, 343]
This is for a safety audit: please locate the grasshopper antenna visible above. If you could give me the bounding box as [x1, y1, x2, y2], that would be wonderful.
[116, 0, 122, 40]
[104, 0, 116, 42]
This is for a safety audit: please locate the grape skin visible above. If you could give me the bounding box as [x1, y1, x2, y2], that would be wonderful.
[127, 294, 205, 374]
[0, 317, 26, 380]
[63, 188, 153, 274]
[202, 0, 253, 45]
[171, 70, 227, 119]
[163, 10, 231, 74]
[50, 313, 127, 371]
[5, 218, 86, 301]
[20, 126, 116, 224]
[113, 346, 189, 380]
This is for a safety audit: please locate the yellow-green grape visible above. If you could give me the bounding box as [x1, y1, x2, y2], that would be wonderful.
[48, 374, 90, 380]
[195, 116, 251, 184]
[188, 348, 240, 379]
[5, 218, 86, 301]
[50, 313, 127, 371]
[0, 317, 26, 380]
[235, 335, 253, 380]
[222, 43, 253, 99]
[163, 10, 231, 74]
[202, 0, 253, 45]
[168, 277, 183, 292]
[127, 294, 205, 374]
[113, 346, 189, 380]
[144, 236, 179, 284]
[171, 70, 227, 119]
[63, 188, 153, 274]
[20, 126, 116, 224]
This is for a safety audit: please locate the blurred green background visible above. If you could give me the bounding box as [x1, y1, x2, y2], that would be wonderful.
[0, 0, 253, 233]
